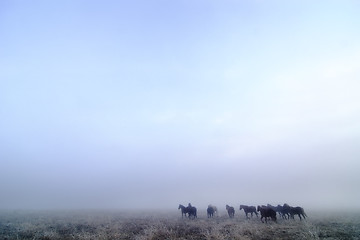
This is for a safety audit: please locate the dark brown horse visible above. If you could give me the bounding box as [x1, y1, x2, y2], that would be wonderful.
[257, 205, 277, 223]
[226, 205, 235, 218]
[178, 204, 197, 219]
[207, 205, 215, 218]
[178, 204, 187, 218]
[240, 205, 258, 218]
[208, 205, 218, 216]
[276, 204, 290, 219]
[282, 204, 307, 220]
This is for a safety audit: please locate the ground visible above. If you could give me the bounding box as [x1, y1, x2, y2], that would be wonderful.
[0, 209, 359, 239]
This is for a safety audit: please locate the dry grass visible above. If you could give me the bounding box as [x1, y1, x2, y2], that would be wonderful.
[0, 209, 359, 239]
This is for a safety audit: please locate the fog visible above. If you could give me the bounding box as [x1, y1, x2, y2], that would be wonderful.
[1, 0, 360, 211]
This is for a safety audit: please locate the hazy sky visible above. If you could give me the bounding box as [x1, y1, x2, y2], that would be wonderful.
[1, 0, 360, 211]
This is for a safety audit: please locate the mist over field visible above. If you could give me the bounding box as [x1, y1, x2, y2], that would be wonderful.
[1, 0, 360, 211]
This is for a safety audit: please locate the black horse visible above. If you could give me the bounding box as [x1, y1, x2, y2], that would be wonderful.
[187, 206, 197, 219]
[208, 205, 218, 216]
[276, 204, 290, 219]
[282, 204, 307, 220]
[239, 205, 258, 218]
[178, 204, 197, 219]
[257, 205, 277, 223]
[290, 206, 307, 220]
[226, 205, 235, 218]
[267, 204, 288, 219]
[207, 205, 215, 218]
[178, 204, 187, 218]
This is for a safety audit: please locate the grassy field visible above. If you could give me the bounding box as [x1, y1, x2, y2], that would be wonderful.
[0, 209, 359, 239]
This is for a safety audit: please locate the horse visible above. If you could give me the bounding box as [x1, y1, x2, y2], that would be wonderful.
[290, 206, 307, 220]
[178, 204, 188, 218]
[207, 205, 215, 218]
[282, 204, 307, 220]
[226, 205, 235, 218]
[239, 205, 258, 218]
[276, 204, 289, 219]
[187, 205, 197, 219]
[257, 205, 277, 223]
[267, 204, 287, 219]
[178, 204, 197, 219]
[281, 203, 292, 219]
[208, 204, 218, 216]
[275, 204, 289, 219]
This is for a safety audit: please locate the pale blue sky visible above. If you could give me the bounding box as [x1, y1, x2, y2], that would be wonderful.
[1, 0, 360, 210]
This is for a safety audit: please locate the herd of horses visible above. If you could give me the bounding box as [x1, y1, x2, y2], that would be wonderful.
[178, 203, 307, 223]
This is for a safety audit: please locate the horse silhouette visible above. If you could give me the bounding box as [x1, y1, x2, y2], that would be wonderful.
[283, 204, 307, 220]
[207, 205, 215, 218]
[240, 205, 258, 218]
[226, 205, 235, 218]
[208, 205, 218, 216]
[178, 204, 197, 219]
[257, 205, 277, 223]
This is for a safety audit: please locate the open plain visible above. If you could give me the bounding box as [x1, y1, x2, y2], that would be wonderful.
[0, 209, 359, 240]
